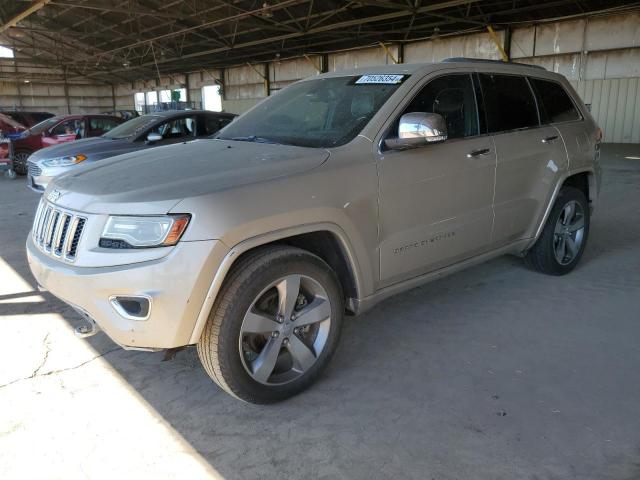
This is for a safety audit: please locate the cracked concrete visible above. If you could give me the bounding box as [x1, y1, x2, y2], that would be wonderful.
[30, 333, 50, 379]
[1, 144, 639, 479]
[0, 346, 120, 390]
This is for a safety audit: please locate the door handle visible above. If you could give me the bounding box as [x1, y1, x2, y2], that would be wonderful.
[466, 148, 491, 158]
[542, 135, 559, 143]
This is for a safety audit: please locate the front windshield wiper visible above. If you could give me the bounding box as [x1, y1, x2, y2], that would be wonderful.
[227, 135, 281, 145]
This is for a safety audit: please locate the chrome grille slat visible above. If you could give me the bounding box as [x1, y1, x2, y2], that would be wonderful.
[32, 201, 45, 243]
[39, 207, 52, 244]
[44, 211, 59, 251]
[31, 200, 86, 263]
[64, 217, 81, 259]
[53, 214, 71, 256]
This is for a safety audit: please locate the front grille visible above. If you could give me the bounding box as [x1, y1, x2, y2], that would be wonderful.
[32, 200, 86, 262]
[27, 161, 42, 177]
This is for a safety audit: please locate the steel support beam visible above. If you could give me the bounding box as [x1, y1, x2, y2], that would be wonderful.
[0, 0, 51, 34]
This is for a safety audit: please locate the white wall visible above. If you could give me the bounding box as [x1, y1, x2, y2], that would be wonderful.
[191, 11, 639, 143]
[0, 54, 115, 115]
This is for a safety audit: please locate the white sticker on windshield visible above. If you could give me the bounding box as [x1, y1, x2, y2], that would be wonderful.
[355, 74, 405, 85]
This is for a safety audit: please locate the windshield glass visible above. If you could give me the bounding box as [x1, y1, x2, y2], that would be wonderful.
[29, 117, 62, 135]
[103, 115, 161, 139]
[215, 75, 406, 148]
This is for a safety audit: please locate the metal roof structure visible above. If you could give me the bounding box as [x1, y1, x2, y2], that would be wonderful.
[0, 0, 637, 84]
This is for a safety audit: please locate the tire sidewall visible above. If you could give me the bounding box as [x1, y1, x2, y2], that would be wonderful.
[215, 250, 343, 402]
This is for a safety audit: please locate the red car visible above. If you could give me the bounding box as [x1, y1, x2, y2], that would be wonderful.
[0, 113, 27, 173]
[9, 114, 123, 175]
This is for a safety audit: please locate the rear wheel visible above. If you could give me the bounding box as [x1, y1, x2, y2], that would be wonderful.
[524, 186, 590, 275]
[12, 150, 32, 176]
[197, 246, 344, 403]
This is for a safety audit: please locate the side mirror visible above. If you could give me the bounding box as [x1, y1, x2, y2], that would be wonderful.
[146, 132, 162, 143]
[385, 112, 447, 150]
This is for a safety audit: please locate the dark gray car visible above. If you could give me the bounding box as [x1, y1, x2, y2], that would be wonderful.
[27, 110, 236, 191]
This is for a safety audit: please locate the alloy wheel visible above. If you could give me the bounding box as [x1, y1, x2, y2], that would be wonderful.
[12, 152, 30, 174]
[553, 200, 585, 265]
[239, 274, 332, 385]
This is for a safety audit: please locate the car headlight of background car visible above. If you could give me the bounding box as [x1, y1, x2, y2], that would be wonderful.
[99, 214, 191, 249]
[43, 154, 87, 167]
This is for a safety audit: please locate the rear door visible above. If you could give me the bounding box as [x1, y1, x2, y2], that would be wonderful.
[529, 78, 595, 173]
[199, 114, 234, 137]
[478, 72, 568, 246]
[87, 116, 121, 137]
[377, 72, 496, 286]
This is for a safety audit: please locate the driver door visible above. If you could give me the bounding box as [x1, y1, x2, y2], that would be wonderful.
[377, 73, 496, 287]
[43, 118, 85, 147]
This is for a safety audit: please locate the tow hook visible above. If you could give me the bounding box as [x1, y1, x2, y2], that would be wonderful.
[73, 308, 100, 338]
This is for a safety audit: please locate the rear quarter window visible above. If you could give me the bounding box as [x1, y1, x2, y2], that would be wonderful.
[530, 78, 581, 123]
[203, 116, 233, 135]
[479, 73, 539, 133]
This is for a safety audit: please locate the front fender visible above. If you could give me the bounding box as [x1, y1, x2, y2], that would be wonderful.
[186, 221, 368, 345]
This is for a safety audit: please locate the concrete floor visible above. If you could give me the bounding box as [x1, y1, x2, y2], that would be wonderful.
[0, 144, 639, 479]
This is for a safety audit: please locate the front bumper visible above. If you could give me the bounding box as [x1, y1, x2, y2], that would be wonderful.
[28, 174, 49, 192]
[27, 164, 69, 192]
[27, 235, 229, 349]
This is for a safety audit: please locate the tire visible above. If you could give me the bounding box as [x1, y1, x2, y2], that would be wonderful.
[197, 245, 344, 404]
[12, 150, 32, 176]
[524, 186, 590, 275]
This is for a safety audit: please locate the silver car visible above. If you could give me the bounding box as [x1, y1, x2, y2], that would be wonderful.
[27, 59, 602, 403]
[26, 110, 235, 192]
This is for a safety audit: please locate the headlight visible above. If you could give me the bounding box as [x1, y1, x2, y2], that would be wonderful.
[43, 154, 87, 167]
[100, 214, 191, 248]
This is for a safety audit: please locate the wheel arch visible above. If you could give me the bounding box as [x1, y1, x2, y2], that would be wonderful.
[188, 223, 364, 344]
[528, 167, 596, 250]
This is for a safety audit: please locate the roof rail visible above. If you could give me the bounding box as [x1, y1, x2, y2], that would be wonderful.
[442, 57, 546, 70]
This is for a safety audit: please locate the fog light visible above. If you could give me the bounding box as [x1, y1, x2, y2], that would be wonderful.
[109, 295, 151, 321]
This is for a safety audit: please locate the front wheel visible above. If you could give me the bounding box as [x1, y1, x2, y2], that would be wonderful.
[197, 246, 344, 403]
[12, 150, 32, 176]
[524, 186, 590, 275]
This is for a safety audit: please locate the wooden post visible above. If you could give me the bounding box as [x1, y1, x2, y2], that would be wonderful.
[487, 25, 509, 62]
[379, 41, 399, 64]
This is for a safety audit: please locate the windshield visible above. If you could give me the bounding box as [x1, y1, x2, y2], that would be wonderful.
[29, 117, 62, 135]
[216, 75, 406, 148]
[103, 115, 161, 139]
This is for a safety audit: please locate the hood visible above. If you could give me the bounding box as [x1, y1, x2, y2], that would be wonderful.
[29, 137, 133, 161]
[49, 139, 330, 214]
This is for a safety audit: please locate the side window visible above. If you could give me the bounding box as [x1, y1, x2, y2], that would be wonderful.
[202, 116, 233, 135]
[90, 117, 119, 132]
[479, 74, 539, 133]
[400, 74, 478, 139]
[51, 119, 84, 137]
[529, 78, 581, 123]
[149, 116, 197, 139]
